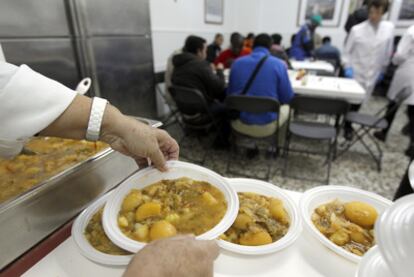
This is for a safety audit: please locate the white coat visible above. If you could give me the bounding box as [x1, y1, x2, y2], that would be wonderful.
[0, 62, 76, 158]
[343, 20, 395, 98]
[387, 25, 414, 105]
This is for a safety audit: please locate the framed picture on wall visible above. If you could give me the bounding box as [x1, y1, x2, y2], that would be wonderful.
[205, 0, 224, 25]
[390, 0, 414, 27]
[297, 0, 344, 27]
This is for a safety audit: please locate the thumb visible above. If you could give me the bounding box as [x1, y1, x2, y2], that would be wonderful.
[148, 147, 167, 172]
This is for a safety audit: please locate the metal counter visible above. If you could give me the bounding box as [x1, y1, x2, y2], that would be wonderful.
[0, 118, 161, 269]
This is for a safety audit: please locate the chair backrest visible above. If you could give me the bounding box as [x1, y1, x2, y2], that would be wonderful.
[169, 85, 210, 115]
[290, 95, 349, 116]
[394, 87, 412, 106]
[225, 95, 280, 114]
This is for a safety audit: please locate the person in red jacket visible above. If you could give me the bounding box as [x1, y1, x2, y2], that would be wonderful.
[214, 32, 250, 69]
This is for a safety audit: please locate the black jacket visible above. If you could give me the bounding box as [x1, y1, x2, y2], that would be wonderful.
[206, 43, 221, 63]
[171, 52, 225, 103]
[345, 7, 368, 33]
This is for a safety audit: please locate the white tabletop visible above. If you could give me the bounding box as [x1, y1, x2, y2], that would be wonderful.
[23, 190, 358, 277]
[290, 60, 335, 74]
[289, 71, 366, 104]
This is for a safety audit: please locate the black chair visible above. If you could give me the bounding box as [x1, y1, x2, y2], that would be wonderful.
[154, 72, 181, 128]
[283, 96, 349, 184]
[336, 87, 412, 171]
[225, 95, 281, 180]
[169, 85, 221, 164]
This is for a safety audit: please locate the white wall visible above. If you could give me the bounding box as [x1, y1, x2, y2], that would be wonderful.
[151, 0, 410, 72]
[150, 0, 260, 72]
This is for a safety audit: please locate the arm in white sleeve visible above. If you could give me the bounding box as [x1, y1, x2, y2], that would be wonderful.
[342, 28, 356, 68]
[0, 62, 76, 140]
[392, 27, 414, 66]
[382, 27, 395, 71]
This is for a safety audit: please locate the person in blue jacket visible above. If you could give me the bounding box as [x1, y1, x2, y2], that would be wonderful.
[289, 15, 322, 61]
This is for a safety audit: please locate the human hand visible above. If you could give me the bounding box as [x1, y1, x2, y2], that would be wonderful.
[344, 67, 354, 78]
[216, 63, 224, 70]
[101, 109, 179, 171]
[123, 235, 220, 277]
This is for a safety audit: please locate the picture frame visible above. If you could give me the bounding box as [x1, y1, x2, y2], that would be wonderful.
[297, 0, 344, 27]
[205, 0, 224, 25]
[389, 0, 414, 28]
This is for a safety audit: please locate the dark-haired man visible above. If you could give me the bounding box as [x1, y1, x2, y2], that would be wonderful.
[206, 33, 223, 63]
[227, 34, 294, 138]
[172, 35, 225, 103]
[270, 33, 290, 68]
[315, 36, 341, 70]
[214, 32, 251, 69]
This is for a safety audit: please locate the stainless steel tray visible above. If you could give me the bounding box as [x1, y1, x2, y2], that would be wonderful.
[0, 117, 161, 269]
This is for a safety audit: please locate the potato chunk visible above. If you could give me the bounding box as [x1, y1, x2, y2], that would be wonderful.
[150, 220, 177, 241]
[202, 192, 218, 205]
[344, 202, 378, 228]
[121, 190, 142, 212]
[239, 230, 273, 246]
[135, 202, 161, 221]
[329, 229, 350, 246]
[269, 198, 289, 224]
[233, 213, 252, 230]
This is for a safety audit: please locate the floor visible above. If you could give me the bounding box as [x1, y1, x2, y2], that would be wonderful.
[164, 96, 411, 200]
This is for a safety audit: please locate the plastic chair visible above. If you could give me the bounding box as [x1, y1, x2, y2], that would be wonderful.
[283, 95, 349, 184]
[336, 87, 412, 171]
[225, 95, 281, 180]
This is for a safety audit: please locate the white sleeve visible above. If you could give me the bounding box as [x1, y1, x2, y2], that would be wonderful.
[382, 26, 395, 70]
[342, 27, 356, 68]
[0, 62, 77, 140]
[392, 28, 413, 66]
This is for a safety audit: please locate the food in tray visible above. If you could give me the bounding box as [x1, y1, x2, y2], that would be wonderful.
[0, 137, 108, 203]
[117, 177, 227, 242]
[220, 192, 290, 246]
[312, 199, 378, 256]
[84, 207, 130, 255]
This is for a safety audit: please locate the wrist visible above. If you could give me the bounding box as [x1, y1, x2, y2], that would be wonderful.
[99, 104, 125, 144]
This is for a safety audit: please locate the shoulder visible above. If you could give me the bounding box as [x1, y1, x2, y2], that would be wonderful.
[267, 56, 286, 70]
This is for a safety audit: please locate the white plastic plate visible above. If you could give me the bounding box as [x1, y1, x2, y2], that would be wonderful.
[71, 191, 133, 266]
[300, 186, 392, 263]
[218, 178, 302, 255]
[103, 161, 239, 253]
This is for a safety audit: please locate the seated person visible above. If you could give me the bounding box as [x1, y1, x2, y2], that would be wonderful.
[227, 33, 295, 138]
[244, 33, 255, 50]
[315, 36, 341, 70]
[270, 33, 291, 69]
[214, 32, 251, 69]
[171, 35, 226, 123]
[206, 33, 224, 63]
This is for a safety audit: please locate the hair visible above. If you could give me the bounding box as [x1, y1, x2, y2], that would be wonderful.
[246, 33, 255, 40]
[253, 33, 273, 49]
[183, 35, 206, 54]
[368, 0, 389, 13]
[271, 33, 282, 45]
[215, 33, 223, 39]
[322, 36, 331, 44]
[230, 32, 244, 47]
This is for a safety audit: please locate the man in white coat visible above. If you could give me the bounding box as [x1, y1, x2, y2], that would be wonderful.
[342, 0, 394, 139]
[374, 25, 414, 156]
